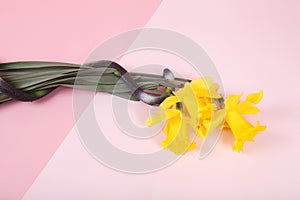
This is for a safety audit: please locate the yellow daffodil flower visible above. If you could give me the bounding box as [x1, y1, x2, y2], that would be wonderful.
[147, 77, 223, 154]
[224, 90, 267, 152]
[146, 82, 198, 154]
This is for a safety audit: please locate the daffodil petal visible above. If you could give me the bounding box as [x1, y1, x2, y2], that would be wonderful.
[160, 95, 179, 110]
[146, 108, 180, 126]
[191, 77, 214, 89]
[225, 93, 243, 110]
[203, 109, 226, 134]
[161, 116, 182, 147]
[164, 122, 195, 155]
[246, 90, 263, 104]
[235, 101, 261, 114]
[191, 77, 221, 98]
[175, 82, 199, 127]
[232, 139, 245, 152]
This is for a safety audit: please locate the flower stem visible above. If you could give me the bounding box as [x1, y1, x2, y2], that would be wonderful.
[0, 61, 190, 105]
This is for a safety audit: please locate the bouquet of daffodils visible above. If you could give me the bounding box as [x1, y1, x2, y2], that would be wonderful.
[0, 60, 266, 155]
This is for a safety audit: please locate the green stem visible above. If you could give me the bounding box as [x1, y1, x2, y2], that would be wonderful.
[0, 61, 190, 105]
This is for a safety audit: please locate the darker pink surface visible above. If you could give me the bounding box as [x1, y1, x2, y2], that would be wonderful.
[0, 0, 161, 199]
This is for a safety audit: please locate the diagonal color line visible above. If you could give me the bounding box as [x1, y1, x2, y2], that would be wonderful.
[20, 1, 163, 200]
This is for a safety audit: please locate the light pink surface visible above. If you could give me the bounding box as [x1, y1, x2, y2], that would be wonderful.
[1, 0, 300, 199]
[0, 0, 162, 199]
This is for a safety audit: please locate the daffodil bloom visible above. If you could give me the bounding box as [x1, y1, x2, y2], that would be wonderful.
[146, 77, 266, 155]
[147, 77, 224, 154]
[224, 90, 267, 152]
[146, 83, 198, 154]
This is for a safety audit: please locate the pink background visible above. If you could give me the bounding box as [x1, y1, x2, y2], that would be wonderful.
[1, 0, 300, 199]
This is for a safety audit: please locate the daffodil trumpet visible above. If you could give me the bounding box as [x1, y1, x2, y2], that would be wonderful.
[0, 60, 266, 154]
